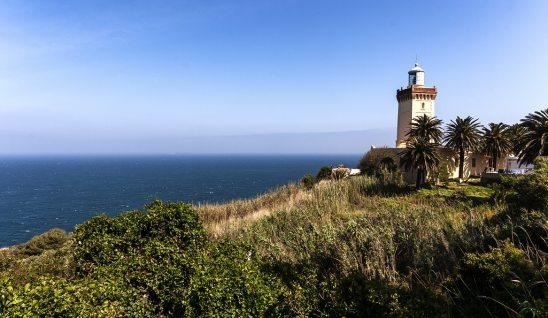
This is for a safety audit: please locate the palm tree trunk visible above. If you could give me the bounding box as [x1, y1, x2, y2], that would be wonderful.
[416, 168, 422, 188]
[459, 147, 465, 179]
[493, 151, 498, 170]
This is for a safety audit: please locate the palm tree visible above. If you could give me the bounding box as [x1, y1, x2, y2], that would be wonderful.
[406, 114, 443, 144]
[443, 116, 482, 180]
[399, 138, 440, 188]
[506, 123, 527, 155]
[516, 108, 548, 165]
[482, 122, 512, 170]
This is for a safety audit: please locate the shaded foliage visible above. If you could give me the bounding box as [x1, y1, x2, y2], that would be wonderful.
[399, 138, 440, 187]
[443, 116, 483, 179]
[316, 166, 333, 181]
[406, 114, 443, 144]
[300, 174, 316, 190]
[358, 149, 398, 177]
[482, 122, 512, 170]
[516, 108, 548, 166]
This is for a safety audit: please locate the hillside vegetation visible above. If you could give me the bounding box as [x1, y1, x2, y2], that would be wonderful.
[1, 159, 547, 317]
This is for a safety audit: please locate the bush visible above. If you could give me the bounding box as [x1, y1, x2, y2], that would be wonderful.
[316, 166, 333, 181]
[492, 157, 548, 212]
[70, 201, 288, 316]
[184, 241, 285, 317]
[15, 228, 68, 257]
[0, 276, 154, 317]
[452, 241, 547, 317]
[73, 201, 206, 274]
[300, 174, 316, 190]
[325, 272, 449, 317]
[358, 149, 397, 176]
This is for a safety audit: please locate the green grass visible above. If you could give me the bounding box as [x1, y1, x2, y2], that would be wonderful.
[416, 181, 494, 201]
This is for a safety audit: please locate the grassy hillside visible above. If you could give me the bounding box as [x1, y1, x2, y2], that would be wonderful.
[1, 160, 547, 317]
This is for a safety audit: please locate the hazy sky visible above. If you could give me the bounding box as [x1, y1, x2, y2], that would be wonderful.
[1, 0, 547, 153]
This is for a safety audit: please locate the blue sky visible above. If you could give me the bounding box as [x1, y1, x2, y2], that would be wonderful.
[0, 0, 547, 153]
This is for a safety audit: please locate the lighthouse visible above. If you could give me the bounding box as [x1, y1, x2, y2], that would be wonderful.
[395, 62, 437, 148]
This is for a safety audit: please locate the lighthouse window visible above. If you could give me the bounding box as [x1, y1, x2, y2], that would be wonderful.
[421, 103, 425, 109]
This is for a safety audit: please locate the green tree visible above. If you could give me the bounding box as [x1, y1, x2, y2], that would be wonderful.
[358, 149, 394, 176]
[516, 108, 548, 166]
[443, 116, 482, 179]
[406, 114, 443, 144]
[379, 157, 397, 172]
[506, 123, 527, 155]
[482, 123, 512, 170]
[399, 138, 440, 187]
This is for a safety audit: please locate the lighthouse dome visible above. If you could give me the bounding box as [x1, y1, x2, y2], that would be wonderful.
[407, 62, 425, 86]
[408, 63, 424, 74]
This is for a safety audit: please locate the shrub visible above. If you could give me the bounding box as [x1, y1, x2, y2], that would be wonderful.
[300, 174, 316, 190]
[492, 157, 548, 212]
[511, 157, 548, 211]
[451, 241, 547, 317]
[184, 241, 285, 317]
[70, 201, 210, 315]
[15, 228, 68, 257]
[358, 149, 396, 176]
[70, 201, 290, 316]
[325, 272, 449, 317]
[0, 276, 153, 317]
[316, 166, 333, 180]
[73, 201, 206, 273]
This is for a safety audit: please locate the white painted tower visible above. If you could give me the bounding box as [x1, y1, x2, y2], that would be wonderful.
[395, 63, 437, 148]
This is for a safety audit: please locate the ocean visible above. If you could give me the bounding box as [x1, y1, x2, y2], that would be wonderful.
[0, 154, 359, 246]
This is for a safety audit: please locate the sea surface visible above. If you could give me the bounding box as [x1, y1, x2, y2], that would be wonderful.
[0, 154, 359, 246]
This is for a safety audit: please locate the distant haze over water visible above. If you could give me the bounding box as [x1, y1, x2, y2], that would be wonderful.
[0, 129, 394, 155]
[0, 154, 359, 246]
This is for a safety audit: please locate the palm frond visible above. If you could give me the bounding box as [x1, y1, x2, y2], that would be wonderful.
[516, 108, 548, 165]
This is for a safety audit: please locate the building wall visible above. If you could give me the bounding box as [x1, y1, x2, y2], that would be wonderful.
[396, 88, 436, 148]
[396, 99, 413, 148]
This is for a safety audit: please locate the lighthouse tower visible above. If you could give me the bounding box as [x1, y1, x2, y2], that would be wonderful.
[395, 63, 437, 148]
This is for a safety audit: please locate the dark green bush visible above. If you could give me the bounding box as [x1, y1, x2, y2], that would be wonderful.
[451, 241, 547, 317]
[358, 149, 397, 176]
[0, 276, 153, 317]
[300, 174, 316, 190]
[70, 201, 289, 317]
[492, 157, 548, 212]
[184, 241, 285, 317]
[73, 200, 206, 274]
[71, 201, 207, 315]
[316, 166, 333, 180]
[326, 273, 449, 317]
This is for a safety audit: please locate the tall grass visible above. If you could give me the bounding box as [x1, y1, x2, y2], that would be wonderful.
[194, 176, 498, 284]
[227, 177, 496, 282]
[196, 184, 301, 236]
